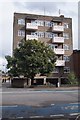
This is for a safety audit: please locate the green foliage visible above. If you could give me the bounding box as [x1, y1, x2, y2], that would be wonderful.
[5, 40, 56, 79]
[67, 72, 78, 85]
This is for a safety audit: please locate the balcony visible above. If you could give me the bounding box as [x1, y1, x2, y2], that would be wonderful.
[52, 37, 64, 43]
[26, 35, 38, 40]
[52, 25, 64, 32]
[26, 23, 38, 30]
[54, 48, 65, 55]
[55, 60, 65, 66]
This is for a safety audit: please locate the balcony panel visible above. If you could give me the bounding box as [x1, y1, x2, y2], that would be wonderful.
[52, 37, 64, 43]
[54, 48, 65, 55]
[53, 25, 64, 32]
[26, 35, 38, 40]
[55, 60, 65, 66]
[26, 23, 38, 30]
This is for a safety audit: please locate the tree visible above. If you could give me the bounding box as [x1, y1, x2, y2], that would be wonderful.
[5, 39, 56, 82]
[67, 72, 78, 85]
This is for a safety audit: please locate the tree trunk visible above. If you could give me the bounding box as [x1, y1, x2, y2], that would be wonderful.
[31, 76, 34, 85]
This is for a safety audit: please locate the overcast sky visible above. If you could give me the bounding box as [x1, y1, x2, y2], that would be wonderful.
[0, 0, 79, 71]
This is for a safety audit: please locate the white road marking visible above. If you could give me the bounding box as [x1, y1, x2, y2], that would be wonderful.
[30, 116, 44, 118]
[17, 117, 24, 118]
[50, 114, 64, 117]
[70, 113, 80, 116]
[0, 105, 18, 108]
[69, 102, 79, 104]
[51, 104, 55, 106]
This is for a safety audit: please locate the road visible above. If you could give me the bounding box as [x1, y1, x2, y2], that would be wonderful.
[2, 88, 79, 106]
[0, 83, 80, 119]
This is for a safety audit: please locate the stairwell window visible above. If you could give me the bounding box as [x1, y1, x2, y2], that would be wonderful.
[18, 30, 25, 37]
[64, 23, 69, 29]
[18, 19, 25, 25]
[63, 56, 70, 62]
[63, 33, 69, 39]
[63, 44, 69, 50]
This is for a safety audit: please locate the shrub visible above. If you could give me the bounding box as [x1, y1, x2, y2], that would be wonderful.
[67, 72, 78, 85]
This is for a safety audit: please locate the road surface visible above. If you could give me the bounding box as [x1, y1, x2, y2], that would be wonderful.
[0, 86, 80, 119]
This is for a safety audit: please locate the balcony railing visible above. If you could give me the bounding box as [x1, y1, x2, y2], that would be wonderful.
[52, 25, 64, 32]
[26, 35, 38, 40]
[52, 37, 64, 43]
[54, 48, 65, 55]
[26, 23, 38, 30]
[55, 60, 65, 66]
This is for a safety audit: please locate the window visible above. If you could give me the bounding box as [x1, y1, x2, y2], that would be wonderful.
[45, 21, 52, 27]
[63, 33, 69, 39]
[63, 56, 70, 62]
[49, 44, 58, 49]
[38, 32, 44, 38]
[31, 32, 36, 35]
[45, 32, 53, 38]
[64, 23, 69, 29]
[31, 31, 44, 38]
[64, 67, 70, 73]
[18, 30, 25, 36]
[52, 33, 58, 37]
[52, 22, 57, 26]
[37, 20, 44, 26]
[63, 44, 69, 50]
[18, 19, 25, 25]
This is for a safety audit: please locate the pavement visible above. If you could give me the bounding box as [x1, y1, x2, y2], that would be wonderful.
[1, 81, 79, 90]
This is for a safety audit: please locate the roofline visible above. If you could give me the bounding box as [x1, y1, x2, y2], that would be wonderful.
[14, 12, 72, 19]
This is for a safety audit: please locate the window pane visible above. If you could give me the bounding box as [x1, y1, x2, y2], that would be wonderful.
[63, 44, 69, 50]
[18, 19, 25, 25]
[63, 56, 70, 62]
[64, 23, 69, 28]
[45, 21, 52, 27]
[64, 67, 70, 73]
[63, 33, 69, 39]
[18, 30, 25, 36]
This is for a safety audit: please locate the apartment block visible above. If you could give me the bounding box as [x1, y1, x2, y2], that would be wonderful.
[13, 13, 73, 86]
